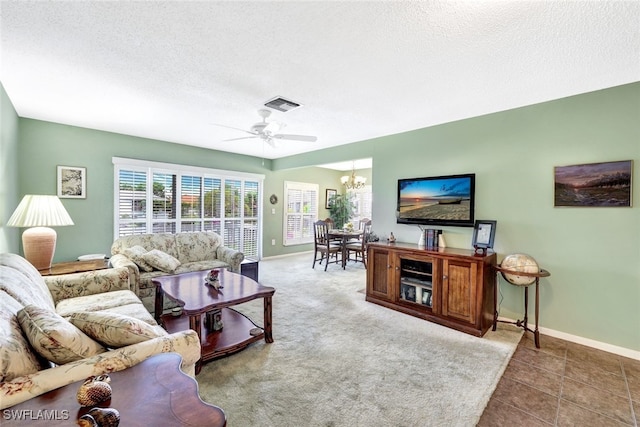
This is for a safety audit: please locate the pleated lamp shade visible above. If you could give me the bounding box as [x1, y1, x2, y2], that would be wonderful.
[7, 195, 74, 270]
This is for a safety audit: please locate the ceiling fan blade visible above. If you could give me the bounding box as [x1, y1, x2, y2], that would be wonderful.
[211, 123, 257, 135]
[223, 136, 260, 142]
[273, 134, 317, 142]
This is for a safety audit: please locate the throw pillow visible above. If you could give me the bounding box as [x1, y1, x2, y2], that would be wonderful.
[141, 249, 181, 273]
[17, 305, 106, 365]
[122, 245, 154, 272]
[69, 312, 165, 348]
[0, 295, 51, 382]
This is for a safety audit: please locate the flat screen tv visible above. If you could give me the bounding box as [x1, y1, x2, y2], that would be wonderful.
[397, 173, 475, 227]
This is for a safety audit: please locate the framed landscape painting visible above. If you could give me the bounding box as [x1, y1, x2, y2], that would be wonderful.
[554, 160, 632, 207]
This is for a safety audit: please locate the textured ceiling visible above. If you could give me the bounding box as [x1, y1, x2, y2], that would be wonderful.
[1, 1, 639, 160]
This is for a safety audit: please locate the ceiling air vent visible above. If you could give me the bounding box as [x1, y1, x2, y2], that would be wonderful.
[264, 97, 302, 112]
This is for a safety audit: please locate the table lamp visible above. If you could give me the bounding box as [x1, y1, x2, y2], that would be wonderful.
[7, 195, 74, 270]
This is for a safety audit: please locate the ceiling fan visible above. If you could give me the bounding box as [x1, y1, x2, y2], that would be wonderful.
[214, 109, 317, 147]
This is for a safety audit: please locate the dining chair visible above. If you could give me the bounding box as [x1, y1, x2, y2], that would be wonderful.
[313, 220, 343, 271]
[324, 217, 343, 244]
[345, 222, 372, 268]
[346, 218, 371, 245]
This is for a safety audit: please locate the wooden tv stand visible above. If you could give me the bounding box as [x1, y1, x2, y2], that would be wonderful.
[366, 242, 496, 337]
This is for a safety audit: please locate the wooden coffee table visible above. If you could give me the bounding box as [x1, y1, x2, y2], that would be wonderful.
[2, 353, 226, 426]
[153, 269, 275, 372]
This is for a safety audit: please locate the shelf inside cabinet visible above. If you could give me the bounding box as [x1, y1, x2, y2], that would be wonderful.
[401, 277, 432, 288]
[400, 281, 433, 308]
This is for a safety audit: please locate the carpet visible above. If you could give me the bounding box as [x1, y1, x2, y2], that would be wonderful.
[197, 253, 522, 427]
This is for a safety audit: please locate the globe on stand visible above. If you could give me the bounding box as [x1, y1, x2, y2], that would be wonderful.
[499, 253, 539, 286]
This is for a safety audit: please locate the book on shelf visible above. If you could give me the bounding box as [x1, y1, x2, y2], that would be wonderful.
[424, 229, 442, 248]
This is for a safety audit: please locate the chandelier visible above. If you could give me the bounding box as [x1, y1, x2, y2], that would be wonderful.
[341, 166, 367, 190]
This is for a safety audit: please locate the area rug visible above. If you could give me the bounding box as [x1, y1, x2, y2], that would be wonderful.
[197, 253, 522, 427]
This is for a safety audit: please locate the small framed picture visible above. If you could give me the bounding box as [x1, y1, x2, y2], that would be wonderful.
[421, 289, 432, 307]
[325, 189, 337, 209]
[57, 166, 86, 199]
[471, 220, 497, 250]
[401, 283, 416, 302]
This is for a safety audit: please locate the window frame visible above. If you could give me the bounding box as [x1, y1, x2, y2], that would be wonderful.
[113, 157, 265, 259]
[283, 181, 319, 246]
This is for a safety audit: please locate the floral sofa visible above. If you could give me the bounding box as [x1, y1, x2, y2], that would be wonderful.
[0, 253, 201, 409]
[110, 231, 244, 314]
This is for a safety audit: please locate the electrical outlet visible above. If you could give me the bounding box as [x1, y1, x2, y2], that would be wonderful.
[271, 239, 276, 246]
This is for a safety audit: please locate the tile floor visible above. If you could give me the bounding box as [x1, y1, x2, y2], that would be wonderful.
[479, 333, 639, 426]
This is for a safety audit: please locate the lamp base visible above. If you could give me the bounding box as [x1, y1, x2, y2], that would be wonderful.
[22, 227, 57, 271]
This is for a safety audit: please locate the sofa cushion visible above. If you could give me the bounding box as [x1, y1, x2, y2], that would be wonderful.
[0, 264, 55, 311]
[112, 233, 178, 260]
[0, 254, 54, 306]
[69, 312, 166, 348]
[123, 245, 154, 272]
[17, 305, 106, 365]
[55, 290, 147, 318]
[174, 231, 221, 263]
[0, 293, 50, 382]
[142, 249, 181, 273]
[175, 260, 229, 274]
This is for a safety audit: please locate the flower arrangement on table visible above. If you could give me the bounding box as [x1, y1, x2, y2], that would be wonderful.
[343, 222, 354, 232]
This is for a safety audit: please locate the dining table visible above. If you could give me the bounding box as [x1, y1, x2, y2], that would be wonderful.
[327, 229, 363, 268]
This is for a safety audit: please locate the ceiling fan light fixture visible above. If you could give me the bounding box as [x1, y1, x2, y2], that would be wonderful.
[217, 109, 316, 146]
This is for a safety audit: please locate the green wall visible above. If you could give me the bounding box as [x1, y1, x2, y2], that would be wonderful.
[0, 83, 20, 253]
[14, 118, 349, 259]
[7, 82, 640, 352]
[276, 82, 640, 352]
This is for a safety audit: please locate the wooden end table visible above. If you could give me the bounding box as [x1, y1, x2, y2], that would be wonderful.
[39, 259, 109, 276]
[153, 270, 275, 373]
[2, 353, 226, 426]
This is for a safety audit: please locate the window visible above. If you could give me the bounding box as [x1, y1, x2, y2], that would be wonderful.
[349, 184, 372, 227]
[113, 157, 264, 259]
[283, 181, 318, 246]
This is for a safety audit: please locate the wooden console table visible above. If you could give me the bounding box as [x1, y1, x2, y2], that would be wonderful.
[2, 353, 226, 426]
[366, 242, 496, 337]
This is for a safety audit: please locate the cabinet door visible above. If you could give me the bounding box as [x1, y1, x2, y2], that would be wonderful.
[367, 247, 394, 301]
[441, 259, 477, 324]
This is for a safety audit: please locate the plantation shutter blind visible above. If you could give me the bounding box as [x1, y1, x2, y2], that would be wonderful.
[113, 157, 264, 259]
[283, 181, 318, 246]
[117, 169, 147, 236]
[243, 181, 259, 257]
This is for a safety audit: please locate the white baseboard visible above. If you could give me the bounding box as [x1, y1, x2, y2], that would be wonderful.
[497, 316, 640, 360]
[260, 250, 313, 261]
